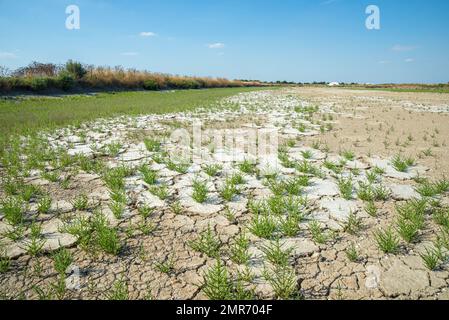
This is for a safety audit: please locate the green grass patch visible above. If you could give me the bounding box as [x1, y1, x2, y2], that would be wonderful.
[0, 87, 268, 149]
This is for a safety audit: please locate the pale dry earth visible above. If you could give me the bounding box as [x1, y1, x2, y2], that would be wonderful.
[1, 87, 449, 300]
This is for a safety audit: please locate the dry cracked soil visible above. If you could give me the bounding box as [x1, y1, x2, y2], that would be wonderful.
[1, 87, 449, 300]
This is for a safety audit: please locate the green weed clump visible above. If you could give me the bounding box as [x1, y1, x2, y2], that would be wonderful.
[204, 164, 222, 177]
[192, 178, 209, 203]
[62, 211, 121, 255]
[1, 197, 25, 225]
[107, 278, 129, 300]
[391, 155, 415, 172]
[188, 226, 221, 258]
[202, 259, 255, 300]
[0, 247, 11, 273]
[374, 227, 400, 254]
[71, 194, 89, 211]
[261, 239, 293, 267]
[229, 233, 251, 265]
[238, 160, 257, 175]
[309, 220, 330, 244]
[139, 164, 158, 185]
[248, 213, 277, 239]
[419, 247, 442, 271]
[52, 248, 73, 275]
[220, 179, 240, 202]
[345, 243, 360, 262]
[338, 177, 353, 200]
[395, 199, 426, 243]
[144, 138, 161, 152]
[262, 265, 298, 300]
[415, 178, 449, 198]
[154, 256, 175, 274]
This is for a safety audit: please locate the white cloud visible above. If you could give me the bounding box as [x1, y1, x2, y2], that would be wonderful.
[378, 60, 390, 64]
[391, 44, 417, 52]
[405, 58, 415, 63]
[0, 51, 17, 59]
[140, 32, 157, 37]
[121, 52, 139, 56]
[208, 43, 225, 49]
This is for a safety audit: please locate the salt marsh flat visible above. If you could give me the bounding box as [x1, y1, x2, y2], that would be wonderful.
[1, 87, 449, 300]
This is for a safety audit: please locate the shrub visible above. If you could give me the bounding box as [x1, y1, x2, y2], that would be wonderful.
[29, 77, 49, 91]
[167, 77, 201, 89]
[0, 77, 13, 92]
[143, 79, 160, 91]
[65, 60, 87, 79]
[58, 72, 75, 91]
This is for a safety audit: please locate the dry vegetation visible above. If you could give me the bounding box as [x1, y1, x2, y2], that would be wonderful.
[0, 61, 264, 94]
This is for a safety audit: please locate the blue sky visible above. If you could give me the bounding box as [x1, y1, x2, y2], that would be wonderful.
[1, 0, 448, 83]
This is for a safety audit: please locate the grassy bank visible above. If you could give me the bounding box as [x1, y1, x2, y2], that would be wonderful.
[0, 87, 268, 148]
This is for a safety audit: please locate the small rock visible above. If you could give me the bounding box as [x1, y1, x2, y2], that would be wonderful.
[379, 259, 429, 296]
[52, 200, 73, 213]
[172, 215, 195, 232]
[320, 198, 359, 222]
[305, 179, 339, 199]
[282, 238, 319, 257]
[120, 150, 146, 162]
[137, 191, 166, 208]
[389, 184, 419, 200]
[67, 145, 92, 156]
[365, 265, 381, 289]
[41, 218, 77, 252]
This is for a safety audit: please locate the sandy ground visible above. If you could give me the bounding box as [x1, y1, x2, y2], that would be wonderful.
[294, 87, 449, 177]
